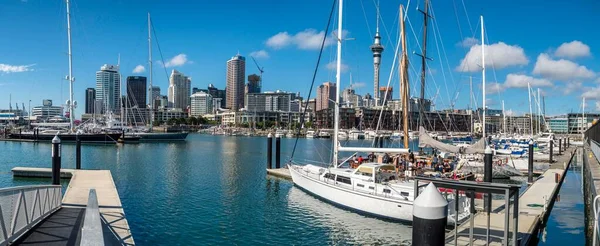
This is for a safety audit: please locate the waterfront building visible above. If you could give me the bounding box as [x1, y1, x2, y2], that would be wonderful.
[409, 97, 432, 112]
[212, 98, 223, 113]
[192, 87, 202, 94]
[245, 91, 294, 112]
[505, 116, 532, 134]
[548, 117, 568, 134]
[95, 64, 121, 114]
[85, 88, 96, 114]
[246, 74, 261, 94]
[126, 76, 147, 108]
[316, 82, 336, 111]
[226, 55, 246, 111]
[154, 108, 187, 122]
[168, 70, 192, 110]
[567, 113, 600, 134]
[219, 110, 302, 127]
[32, 100, 63, 120]
[362, 93, 375, 108]
[316, 108, 356, 129]
[151, 86, 160, 100]
[379, 86, 393, 103]
[190, 91, 213, 116]
[159, 96, 169, 109]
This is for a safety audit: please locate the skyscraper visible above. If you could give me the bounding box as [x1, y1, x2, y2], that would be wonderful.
[316, 82, 336, 111]
[85, 88, 96, 114]
[190, 91, 213, 116]
[126, 76, 147, 108]
[226, 54, 245, 111]
[151, 86, 160, 101]
[370, 18, 384, 106]
[95, 64, 121, 113]
[246, 74, 261, 94]
[167, 69, 191, 110]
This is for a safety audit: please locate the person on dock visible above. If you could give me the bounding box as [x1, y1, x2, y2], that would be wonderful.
[382, 153, 391, 164]
[357, 155, 364, 164]
[368, 152, 375, 162]
[432, 155, 439, 169]
[408, 150, 415, 163]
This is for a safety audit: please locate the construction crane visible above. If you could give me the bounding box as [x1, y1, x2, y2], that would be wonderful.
[250, 56, 264, 89]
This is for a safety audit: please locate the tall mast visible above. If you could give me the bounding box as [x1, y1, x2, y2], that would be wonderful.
[537, 88, 541, 134]
[148, 13, 154, 130]
[528, 82, 533, 136]
[481, 15, 486, 143]
[501, 100, 505, 134]
[332, 0, 343, 165]
[400, 4, 409, 149]
[66, 0, 74, 132]
[469, 76, 473, 134]
[417, 0, 431, 130]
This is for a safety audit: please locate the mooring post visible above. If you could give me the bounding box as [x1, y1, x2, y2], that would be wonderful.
[412, 183, 447, 246]
[76, 132, 81, 169]
[549, 139, 554, 163]
[267, 133, 273, 169]
[51, 135, 61, 185]
[559, 137, 562, 155]
[528, 140, 534, 183]
[275, 135, 281, 169]
[484, 146, 493, 212]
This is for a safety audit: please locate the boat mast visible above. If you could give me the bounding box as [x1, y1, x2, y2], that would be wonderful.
[148, 13, 154, 131]
[400, 4, 410, 149]
[66, 0, 75, 133]
[469, 76, 473, 135]
[417, 0, 430, 131]
[502, 100, 506, 134]
[537, 88, 541, 134]
[583, 97, 586, 140]
[332, 0, 343, 165]
[528, 82, 533, 136]
[481, 15, 486, 144]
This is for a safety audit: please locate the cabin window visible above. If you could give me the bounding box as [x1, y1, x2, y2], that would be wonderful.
[401, 192, 410, 197]
[383, 189, 391, 194]
[357, 184, 365, 188]
[369, 186, 375, 190]
[324, 173, 335, 180]
[336, 175, 352, 185]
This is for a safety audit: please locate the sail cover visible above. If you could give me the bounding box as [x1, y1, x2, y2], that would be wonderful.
[418, 127, 486, 154]
[418, 127, 461, 153]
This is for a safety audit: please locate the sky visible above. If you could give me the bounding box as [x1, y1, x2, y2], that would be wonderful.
[0, 0, 599, 118]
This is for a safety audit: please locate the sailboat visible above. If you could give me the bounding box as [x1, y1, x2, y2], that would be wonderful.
[288, 2, 470, 223]
[9, 0, 122, 143]
[134, 13, 189, 141]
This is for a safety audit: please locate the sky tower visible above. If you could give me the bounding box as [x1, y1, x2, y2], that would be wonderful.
[370, 4, 384, 106]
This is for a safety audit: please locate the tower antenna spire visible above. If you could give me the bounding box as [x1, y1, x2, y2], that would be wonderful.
[370, 0, 384, 107]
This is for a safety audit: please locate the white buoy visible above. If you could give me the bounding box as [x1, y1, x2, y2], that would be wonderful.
[413, 182, 448, 246]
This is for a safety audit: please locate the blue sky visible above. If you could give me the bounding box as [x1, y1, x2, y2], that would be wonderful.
[0, 0, 599, 117]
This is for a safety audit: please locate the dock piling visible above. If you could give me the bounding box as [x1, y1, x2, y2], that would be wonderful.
[549, 139, 554, 163]
[412, 183, 447, 246]
[51, 135, 61, 185]
[76, 132, 81, 169]
[484, 146, 493, 239]
[267, 133, 273, 169]
[275, 135, 281, 169]
[528, 141, 534, 183]
[559, 138, 562, 155]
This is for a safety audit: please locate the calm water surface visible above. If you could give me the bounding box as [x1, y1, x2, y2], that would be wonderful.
[0, 134, 415, 245]
[0, 135, 585, 245]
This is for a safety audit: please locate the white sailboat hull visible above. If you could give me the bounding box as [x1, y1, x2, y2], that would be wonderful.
[289, 165, 415, 221]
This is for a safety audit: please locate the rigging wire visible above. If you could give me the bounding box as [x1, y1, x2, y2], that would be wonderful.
[150, 19, 171, 87]
[289, 0, 338, 161]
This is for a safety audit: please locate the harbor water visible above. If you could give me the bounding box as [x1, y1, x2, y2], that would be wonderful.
[0, 134, 416, 245]
[0, 134, 586, 245]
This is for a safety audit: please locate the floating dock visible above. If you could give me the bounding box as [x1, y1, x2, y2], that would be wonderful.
[11, 167, 135, 245]
[267, 168, 291, 180]
[445, 146, 577, 245]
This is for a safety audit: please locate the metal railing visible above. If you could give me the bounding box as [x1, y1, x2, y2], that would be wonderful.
[81, 189, 104, 246]
[0, 185, 62, 245]
[593, 195, 600, 246]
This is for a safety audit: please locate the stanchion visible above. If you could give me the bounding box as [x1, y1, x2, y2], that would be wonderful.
[267, 133, 273, 169]
[528, 141, 534, 183]
[51, 135, 61, 185]
[276, 136, 281, 169]
[76, 132, 81, 169]
[412, 183, 447, 246]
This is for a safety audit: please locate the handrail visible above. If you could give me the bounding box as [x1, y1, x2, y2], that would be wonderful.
[593, 195, 600, 246]
[81, 189, 104, 246]
[0, 185, 62, 245]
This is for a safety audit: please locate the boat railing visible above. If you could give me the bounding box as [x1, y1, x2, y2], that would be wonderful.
[0, 185, 62, 245]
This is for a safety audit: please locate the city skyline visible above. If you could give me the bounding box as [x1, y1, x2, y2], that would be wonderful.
[0, 0, 599, 117]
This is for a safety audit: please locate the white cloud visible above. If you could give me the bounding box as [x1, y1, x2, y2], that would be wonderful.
[249, 50, 269, 59]
[596, 101, 600, 111]
[132, 65, 145, 73]
[457, 42, 528, 72]
[581, 87, 600, 100]
[485, 82, 505, 93]
[0, 63, 35, 73]
[555, 40, 591, 59]
[163, 54, 190, 67]
[596, 77, 600, 83]
[504, 109, 515, 116]
[326, 60, 348, 73]
[532, 53, 595, 81]
[265, 29, 348, 50]
[503, 74, 553, 89]
[457, 37, 479, 48]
